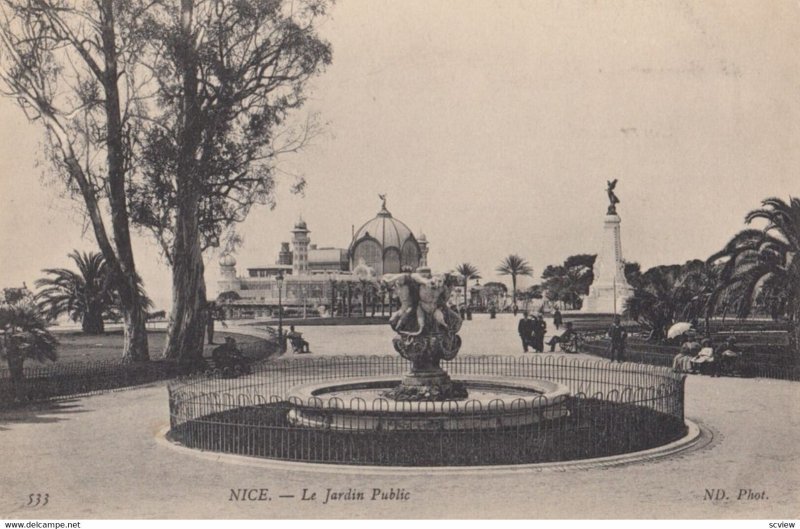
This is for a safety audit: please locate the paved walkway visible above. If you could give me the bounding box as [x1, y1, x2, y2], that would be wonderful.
[1, 315, 798, 519]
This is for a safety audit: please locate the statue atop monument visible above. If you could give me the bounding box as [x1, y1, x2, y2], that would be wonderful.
[378, 193, 387, 211]
[583, 178, 634, 313]
[606, 179, 620, 215]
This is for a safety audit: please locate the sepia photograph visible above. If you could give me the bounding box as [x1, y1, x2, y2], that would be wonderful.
[0, 0, 797, 525]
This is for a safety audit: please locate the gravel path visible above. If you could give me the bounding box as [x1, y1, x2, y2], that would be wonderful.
[1, 317, 798, 519]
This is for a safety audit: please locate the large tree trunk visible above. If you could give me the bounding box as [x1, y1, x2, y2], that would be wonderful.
[163, 243, 206, 365]
[82, 306, 105, 335]
[511, 275, 517, 306]
[100, 0, 149, 361]
[6, 352, 24, 385]
[163, 0, 206, 366]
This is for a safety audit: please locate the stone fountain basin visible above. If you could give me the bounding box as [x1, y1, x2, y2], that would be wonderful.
[286, 376, 570, 430]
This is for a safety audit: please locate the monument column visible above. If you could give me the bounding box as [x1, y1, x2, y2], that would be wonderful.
[582, 181, 634, 314]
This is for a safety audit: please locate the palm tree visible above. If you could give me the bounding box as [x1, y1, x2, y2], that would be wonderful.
[496, 254, 533, 307]
[624, 264, 687, 341]
[455, 263, 481, 308]
[35, 251, 113, 334]
[0, 289, 57, 386]
[708, 197, 800, 353]
[676, 259, 721, 334]
[35, 251, 152, 335]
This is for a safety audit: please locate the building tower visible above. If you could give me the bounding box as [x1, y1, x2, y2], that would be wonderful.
[277, 242, 292, 265]
[291, 217, 311, 275]
[418, 232, 429, 267]
[218, 254, 239, 293]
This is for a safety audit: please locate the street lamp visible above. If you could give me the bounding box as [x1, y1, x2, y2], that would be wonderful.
[276, 270, 285, 352]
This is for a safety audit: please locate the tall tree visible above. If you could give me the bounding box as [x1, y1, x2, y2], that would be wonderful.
[0, 0, 150, 360]
[496, 254, 533, 307]
[128, 0, 332, 363]
[624, 261, 642, 287]
[676, 259, 720, 333]
[708, 197, 800, 353]
[455, 263, 481, 308]
[540, 254, 596, 309]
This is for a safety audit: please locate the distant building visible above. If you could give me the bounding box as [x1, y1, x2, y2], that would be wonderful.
[348, 200, 422, 275]
[217, 200, 428, 319]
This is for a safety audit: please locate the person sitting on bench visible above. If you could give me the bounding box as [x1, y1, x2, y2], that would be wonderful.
[547, 321, 577, 352]
[718, 335, 740, 374]
[211, 337, 247, 371]
[286, 325, 310, 354]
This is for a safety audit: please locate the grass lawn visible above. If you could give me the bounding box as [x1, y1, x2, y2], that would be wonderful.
[50, 329, 262, 364]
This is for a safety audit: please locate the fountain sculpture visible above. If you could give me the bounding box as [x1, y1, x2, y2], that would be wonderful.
[286, 267, 570, 430]
[381, 269, 467, 400]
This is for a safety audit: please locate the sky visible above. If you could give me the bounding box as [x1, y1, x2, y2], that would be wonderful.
[1, 0, 799, 311]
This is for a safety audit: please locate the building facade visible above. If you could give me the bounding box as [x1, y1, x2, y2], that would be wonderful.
[217, 200, 428, 319]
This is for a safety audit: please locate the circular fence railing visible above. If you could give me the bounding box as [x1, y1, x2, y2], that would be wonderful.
[166, 355, 686, 467]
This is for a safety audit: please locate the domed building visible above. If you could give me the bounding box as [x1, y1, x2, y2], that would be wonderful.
[349, 199, 421, 275]
[215, 197, 430, 319]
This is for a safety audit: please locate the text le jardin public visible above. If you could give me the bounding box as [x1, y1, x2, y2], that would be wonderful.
[230, 488, 411, 504]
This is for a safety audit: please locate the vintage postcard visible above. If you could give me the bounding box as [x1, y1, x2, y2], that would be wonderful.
[0, 0, 797, 524]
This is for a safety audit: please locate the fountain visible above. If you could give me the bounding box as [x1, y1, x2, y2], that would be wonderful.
[286, 268, 571, 430]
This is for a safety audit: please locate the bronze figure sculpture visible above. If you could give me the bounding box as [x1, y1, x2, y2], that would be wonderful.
[606, 179, 620, 214]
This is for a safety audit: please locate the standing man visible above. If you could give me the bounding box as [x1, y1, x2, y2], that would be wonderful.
[607, 315, 628, 362]
[518, 312, 533, 353]
[553, 308, 563, 330]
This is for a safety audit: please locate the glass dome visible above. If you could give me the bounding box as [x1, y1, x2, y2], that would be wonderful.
[349, 201, 420, 275]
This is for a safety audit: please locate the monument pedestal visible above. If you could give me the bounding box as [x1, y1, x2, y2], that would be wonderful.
[582, 212, 634, 314]
[581, 282, 635, 314]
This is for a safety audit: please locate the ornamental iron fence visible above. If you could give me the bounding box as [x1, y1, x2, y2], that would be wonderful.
[167, 354, 686, 466]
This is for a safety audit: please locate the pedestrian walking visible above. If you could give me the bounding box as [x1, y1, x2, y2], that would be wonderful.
[607, 315, 627, 362]
[518, 312, 533, 353]
[553, 309, 563, 330]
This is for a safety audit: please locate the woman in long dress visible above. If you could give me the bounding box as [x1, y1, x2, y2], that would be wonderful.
[673, 333, 701, 373]
[690, 338, 717, 376]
